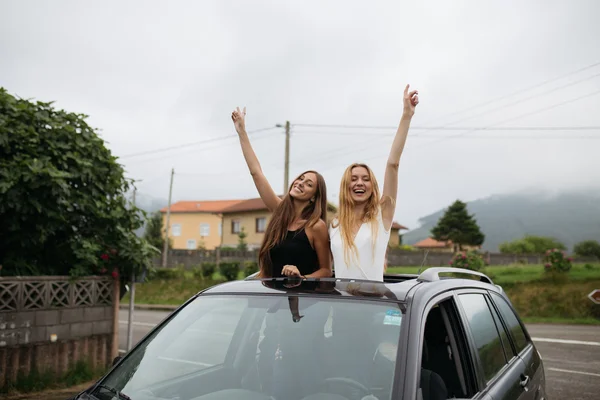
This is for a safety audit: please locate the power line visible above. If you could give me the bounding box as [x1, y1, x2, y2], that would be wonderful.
[122, 130, 279, 166]
[301, 89, 600, 173]
[420, 60, 600, 123]
[415, 87, 600, 149]
[437, 70, 600, 128]
[292, 126, 600, 136]
[120, 126, 278, 159]
[294, 62, 600, 135]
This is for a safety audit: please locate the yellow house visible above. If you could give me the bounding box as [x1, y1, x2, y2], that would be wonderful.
[160, 199, 241, 250]
[162, 197, 408, 250]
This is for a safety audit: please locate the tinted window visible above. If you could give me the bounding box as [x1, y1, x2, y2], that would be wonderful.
[491, 293, 529, 354]
[458, 293, 507, 382]
[486, 296, 512, 360]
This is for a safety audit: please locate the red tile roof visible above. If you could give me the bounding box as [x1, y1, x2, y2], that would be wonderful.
[221, 197, 276, 213]
[391, 222, 408, 230]
[160, 200, 243, 213]
[414, 237, 452, 248]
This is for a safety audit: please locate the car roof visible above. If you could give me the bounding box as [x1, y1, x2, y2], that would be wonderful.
[200, 267, 500, 302]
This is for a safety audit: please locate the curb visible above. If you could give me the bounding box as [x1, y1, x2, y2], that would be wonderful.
[119, 304, 179, 311]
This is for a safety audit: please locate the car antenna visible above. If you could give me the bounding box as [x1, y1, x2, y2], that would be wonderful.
[417, 249, 430, 274]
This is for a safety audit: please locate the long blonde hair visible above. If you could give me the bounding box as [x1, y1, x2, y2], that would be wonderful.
[332, 163, 383, 267]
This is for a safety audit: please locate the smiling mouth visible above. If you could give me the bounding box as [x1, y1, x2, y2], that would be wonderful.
[293, 185, 304, 194]
[353, 189, 365, 194]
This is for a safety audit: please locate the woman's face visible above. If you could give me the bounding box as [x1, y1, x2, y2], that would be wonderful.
[348, 166, 373, 204]
[289, 172, 318, 202]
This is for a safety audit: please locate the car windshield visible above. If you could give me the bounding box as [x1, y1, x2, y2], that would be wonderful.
[96, 294, 404, 400]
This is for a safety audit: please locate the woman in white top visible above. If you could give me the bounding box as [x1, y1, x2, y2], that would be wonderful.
[330, 84, 419, 281]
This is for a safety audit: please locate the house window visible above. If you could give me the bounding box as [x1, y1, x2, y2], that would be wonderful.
[171, 224, 182, 237]
[231, 220, 241, 234]
[256, 217, 266, 233]
[218, 222, 222, 238]
[186, 239, 196, 249]
[200, 223, 210, 237]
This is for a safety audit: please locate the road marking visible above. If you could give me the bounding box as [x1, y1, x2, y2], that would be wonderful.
[548, 368, 600, 378]
[532, 337, 600, 347]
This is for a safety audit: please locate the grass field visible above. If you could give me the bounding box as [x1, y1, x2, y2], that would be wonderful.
[387, 263, 600, 285]
[122, 263, 600, 324]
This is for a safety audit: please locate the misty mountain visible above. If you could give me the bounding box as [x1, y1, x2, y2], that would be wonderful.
[402, 189, 600, 252]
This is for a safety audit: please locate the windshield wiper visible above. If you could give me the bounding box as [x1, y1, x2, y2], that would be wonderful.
[93, 384, 132, 400]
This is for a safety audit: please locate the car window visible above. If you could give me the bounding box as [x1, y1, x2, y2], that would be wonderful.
[491, 292, 529, 354]
[100, 294, 404, 400]
[458, 293, 508, 383]
[486, 296, 512, 361]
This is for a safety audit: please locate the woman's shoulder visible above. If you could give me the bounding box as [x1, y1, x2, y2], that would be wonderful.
[308, 219, 328, 235]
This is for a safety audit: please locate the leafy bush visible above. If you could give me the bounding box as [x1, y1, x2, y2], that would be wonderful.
[201, 262, 217, 278]
[244, 261, 259, 276]
[191, 265, 203, 279]
[219, 262, 240, 281]
[153, 268, 185, 280]
[543, 249, 572, 274]
[397, 245, 416, 251]
[449, 251, 485, 271]
[573, 240, 600, 260]
[0, 88, 157, 277]
[499, 235, 566, 255]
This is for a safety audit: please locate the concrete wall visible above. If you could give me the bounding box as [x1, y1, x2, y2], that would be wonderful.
[0, 276, 117, 390]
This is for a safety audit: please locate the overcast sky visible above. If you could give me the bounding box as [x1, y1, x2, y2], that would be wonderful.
[1, 0, 599, 229]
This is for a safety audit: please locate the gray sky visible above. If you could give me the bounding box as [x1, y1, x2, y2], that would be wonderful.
[1, 0, 599, 229]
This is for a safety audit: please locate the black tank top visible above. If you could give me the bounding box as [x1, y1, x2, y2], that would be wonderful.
[269, 228, 319, 277]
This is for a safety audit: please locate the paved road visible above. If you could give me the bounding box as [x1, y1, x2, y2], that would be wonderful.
[118, 309, 600, 400]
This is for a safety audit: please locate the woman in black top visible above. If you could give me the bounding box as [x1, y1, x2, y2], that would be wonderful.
[231, 107, 332, 279]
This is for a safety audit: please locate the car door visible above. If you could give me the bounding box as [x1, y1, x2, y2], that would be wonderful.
[488, 291, 544, 400]
[455, 291, 531, 400]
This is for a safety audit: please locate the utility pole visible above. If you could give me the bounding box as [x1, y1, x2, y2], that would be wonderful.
[162, 168, 175, 268]
[127, 185, 137, 351]
[283, 121, 290, 193]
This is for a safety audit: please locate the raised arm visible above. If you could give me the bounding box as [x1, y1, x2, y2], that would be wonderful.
[381, 85, 419, 229]
[231, 107, 281, 212]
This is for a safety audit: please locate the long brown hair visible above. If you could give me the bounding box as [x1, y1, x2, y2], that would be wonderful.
[332, 163, 382, 267]
[258, 170, 328, 277]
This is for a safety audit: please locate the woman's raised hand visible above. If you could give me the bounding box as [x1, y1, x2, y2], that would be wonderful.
[231, 106, 247, 134]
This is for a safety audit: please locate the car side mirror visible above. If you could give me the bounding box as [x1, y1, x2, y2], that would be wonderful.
[112, 356, 123, 366]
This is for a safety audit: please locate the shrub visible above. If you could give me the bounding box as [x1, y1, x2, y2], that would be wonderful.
[449, 251, 485, 271]
[573, 240, 600, 260]
[201, 262, 217, 278]
[543, 248, 572, 274]
[191, 265, 203, 279]
[244, 261, 259, 277]
[153, 268, 184, 280]
[219, 262, 240, 281]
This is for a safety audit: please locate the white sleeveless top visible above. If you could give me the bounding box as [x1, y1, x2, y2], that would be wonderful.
[329, 210, 390, 282]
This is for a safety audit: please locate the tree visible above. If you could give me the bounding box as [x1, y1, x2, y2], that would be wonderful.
[499, 235, 566, 254]
[237, 227, 248, 251]
[0, 88, 157, 277]
[431, 200, 485, 252]
[143, 211, 170, 252]
[573, 240, 600, 260]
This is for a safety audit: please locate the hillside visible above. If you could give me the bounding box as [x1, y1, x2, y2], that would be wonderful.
[402, 189, 600, 251]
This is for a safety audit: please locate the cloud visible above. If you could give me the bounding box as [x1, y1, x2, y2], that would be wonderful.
[1, 0, 599, 228]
